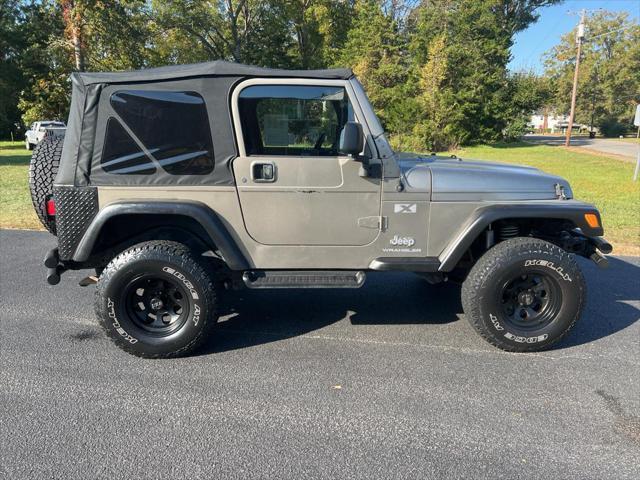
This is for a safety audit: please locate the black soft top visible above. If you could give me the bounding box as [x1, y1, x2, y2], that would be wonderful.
[58, 61, 355, 188]
[72, 60, 353, 86]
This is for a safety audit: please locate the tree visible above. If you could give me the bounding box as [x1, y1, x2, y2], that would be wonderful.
[0, 0, 23, 137]
[59, 0, 85, 71]
[404, 0, 560, 150]
[16, 0, 152, 126]
[151, 0, 293, 67]
[544, 11, 640, 136]
[5, 0, 563, 144]
[336, 0, 411, 134]
[411, 33, 465, 150]
[502, 72, 553, 140]
[15, 1, 69, 127]
[283, 0, 355, 68]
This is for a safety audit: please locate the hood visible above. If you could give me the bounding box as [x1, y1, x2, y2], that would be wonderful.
[396, 152, 572, 201]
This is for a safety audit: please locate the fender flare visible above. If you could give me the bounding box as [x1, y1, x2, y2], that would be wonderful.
[438, 202, 603, 272]
[72, 200, 250, 270]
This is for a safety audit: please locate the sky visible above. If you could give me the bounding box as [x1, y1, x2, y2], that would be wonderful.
[508, 0, 640, 73]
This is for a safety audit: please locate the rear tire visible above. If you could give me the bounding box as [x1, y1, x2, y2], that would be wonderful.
[95, 241, 218, 358]
[29, 136, 63, 235]
[461, 237, 585, 352]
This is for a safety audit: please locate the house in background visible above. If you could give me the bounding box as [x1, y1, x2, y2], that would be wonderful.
[528, 111, 595, 134]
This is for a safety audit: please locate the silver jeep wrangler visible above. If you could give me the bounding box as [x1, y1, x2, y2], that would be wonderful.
[29, 61, 612, 358]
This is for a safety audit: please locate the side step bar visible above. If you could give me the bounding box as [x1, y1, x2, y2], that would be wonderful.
[243, 270, 366, 289]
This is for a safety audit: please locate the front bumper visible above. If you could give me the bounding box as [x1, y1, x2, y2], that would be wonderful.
[562, 230, 613, 268]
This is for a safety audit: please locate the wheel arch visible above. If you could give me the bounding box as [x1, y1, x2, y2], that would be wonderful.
[73, 201, 250, 270]
[438, 202, 604, 272]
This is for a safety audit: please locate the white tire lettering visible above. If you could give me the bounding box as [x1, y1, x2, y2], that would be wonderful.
[192, 303, 201, 326]
[524, 259, 572, 282]
[504, 332, 549, 343]
[489, 313, 504, 331]
[162, 266, 200, 299]
[107, 297, 138, 344]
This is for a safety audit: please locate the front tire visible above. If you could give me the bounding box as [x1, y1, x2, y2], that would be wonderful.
[95, 241, 218, 358]
[461, 237, 585, 352]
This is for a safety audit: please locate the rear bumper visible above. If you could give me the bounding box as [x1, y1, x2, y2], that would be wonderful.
[44, 245, 98, 285]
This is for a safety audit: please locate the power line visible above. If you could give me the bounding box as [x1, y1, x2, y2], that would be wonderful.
[587, 24, 635, 41]
[514, 13, 566, 70]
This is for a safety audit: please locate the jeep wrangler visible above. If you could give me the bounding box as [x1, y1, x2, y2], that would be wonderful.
[29, 61, 612, 358]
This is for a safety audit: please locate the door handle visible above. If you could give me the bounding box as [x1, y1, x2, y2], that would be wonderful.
[250, 161, 276, 182]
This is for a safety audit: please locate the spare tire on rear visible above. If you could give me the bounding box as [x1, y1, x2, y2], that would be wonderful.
[29, 136, 63, 235]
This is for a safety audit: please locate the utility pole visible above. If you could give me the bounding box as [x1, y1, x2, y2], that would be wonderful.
[565, 10, 586, 147]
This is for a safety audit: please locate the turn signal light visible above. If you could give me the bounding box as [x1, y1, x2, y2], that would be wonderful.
[584, 213, 599, 228]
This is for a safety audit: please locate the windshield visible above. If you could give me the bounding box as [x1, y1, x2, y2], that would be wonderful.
[40, 122, 65, 128]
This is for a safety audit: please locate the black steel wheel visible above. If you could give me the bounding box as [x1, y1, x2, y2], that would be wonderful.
[95, 241, 218, 358]
[462, 237, 586, 352]
[499, 272, 562, 330]
[124, 276, 191, 335]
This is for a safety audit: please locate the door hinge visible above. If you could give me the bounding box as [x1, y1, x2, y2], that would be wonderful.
[358, 216, 387, 230]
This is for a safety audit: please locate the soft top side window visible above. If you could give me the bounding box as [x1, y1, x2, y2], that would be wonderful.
[238, 85, 354, 156]
[102, 90, 215, 175]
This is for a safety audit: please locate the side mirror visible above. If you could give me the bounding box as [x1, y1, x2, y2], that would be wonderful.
[339, 121, 364, 156]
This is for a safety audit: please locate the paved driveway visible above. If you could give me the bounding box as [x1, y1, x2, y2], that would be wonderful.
[1, 229, 639, 479]
[525, 134, 639, 160]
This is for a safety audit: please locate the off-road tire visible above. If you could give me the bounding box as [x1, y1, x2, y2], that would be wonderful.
[95, 241, 218, 358]
[461, 237, 585, 352]
[28, 136, 63, 235]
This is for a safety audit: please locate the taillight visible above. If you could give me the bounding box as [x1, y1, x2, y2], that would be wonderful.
[46, 198, 56, 216]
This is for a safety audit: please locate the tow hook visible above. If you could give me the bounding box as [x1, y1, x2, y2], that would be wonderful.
[587, 236, 612, 269]
[589, 251, 609, 268]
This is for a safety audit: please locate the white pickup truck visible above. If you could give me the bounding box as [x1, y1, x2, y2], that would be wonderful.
[25, 121, 66, 150]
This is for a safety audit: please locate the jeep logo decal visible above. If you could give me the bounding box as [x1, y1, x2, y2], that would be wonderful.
[390, 235, 415, 247]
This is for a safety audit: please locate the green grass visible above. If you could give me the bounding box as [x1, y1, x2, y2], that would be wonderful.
[446, 142, 639, 254]
[1, 139, 638, 254]
[0, 141, 40, 230]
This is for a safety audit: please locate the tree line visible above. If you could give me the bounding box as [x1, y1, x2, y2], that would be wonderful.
[1, 0, 638, 149]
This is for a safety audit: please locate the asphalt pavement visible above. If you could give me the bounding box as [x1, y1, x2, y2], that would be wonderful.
[1, 229, 639, 479]
[525, 134, 639, 160]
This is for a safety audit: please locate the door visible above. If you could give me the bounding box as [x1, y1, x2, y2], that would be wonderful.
[232, 83, 381, 246]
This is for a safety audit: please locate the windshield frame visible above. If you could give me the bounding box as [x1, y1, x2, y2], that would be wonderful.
[349, 78, 384, 138]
